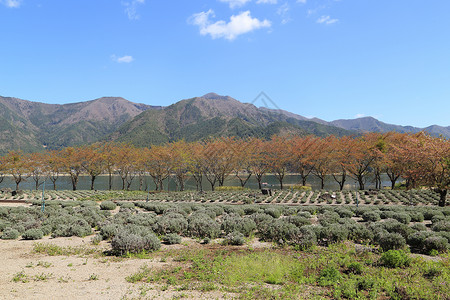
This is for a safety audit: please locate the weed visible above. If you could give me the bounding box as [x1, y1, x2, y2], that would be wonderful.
[12, 271, 29, 283]
[34, 273, 53, 281]
[88, 274, 99, 281]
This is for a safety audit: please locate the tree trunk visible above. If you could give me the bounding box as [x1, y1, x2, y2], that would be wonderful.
[90, 175, 96, 190]
[139, 175, 144, 191]
[193, 173, 202, 192]
[71, 176, 78, 191]
[437, 189, 447, 207]
[121, 176, 126, 190]
[108, 171, 113, 190]
[332, 172, 346, 191]
[50, 176, 58, 191]
[255, 173, 263, 189]
[357, 175, 365, 190]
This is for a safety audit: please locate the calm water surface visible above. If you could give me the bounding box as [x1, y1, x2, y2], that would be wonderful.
[1, 174, 395, 191]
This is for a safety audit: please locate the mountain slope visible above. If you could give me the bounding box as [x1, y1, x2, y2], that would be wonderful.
[0, 96, 155, 153]
[109, 93, 355, 146]
[329, 116, 450, 137]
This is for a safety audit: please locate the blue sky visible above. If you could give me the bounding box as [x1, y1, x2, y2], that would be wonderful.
[1, 0, 449, 127]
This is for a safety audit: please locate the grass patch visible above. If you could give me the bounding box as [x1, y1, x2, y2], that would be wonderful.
[124, 243, 450, 299]
[32, 242, 101, 257]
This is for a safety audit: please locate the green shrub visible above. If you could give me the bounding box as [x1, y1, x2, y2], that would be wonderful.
[163, 233, 182, 245]
[407, 231, 434, 253]
[318, 211, 340, 226]
[100, 201, 117, 210]
[380, 219, 413, 238]
[215, 186, 246, 191]
[76, 207, 106, 227]
[223, 231, 245, 246]
[111, 230, 160, 255]
[40, 225, 52, 236]
[154, 213, 188, 235]
[293, 227, 317, 250]
[223, 206, 244, 216]
[356, 278, 374, 291]
[126, 213, 157, 227]
[410, 223, 427, 232]
[408, 211, 424, 222]
[291, 185, 312, 191]
[438, 231, 450, 243]
[380, 210, 395, 219]
[22, 228, 43, 240]
[1, 228, 20, 240]
[335, 208, 353, 218]
[286, 215, 311, 228]
[264, 207, 282, 218]
[99, 223, 122, 240]
[188, 214, 220, 239]
[346, 223, 374, 243]
[317, 266, 341, 286]
[243, 205, 262, 215]
[378, 232, 406, 251]
[424, 236, 449, 254]
[260, 219, 300, 244]
[319, 225, 349, 245]
[432, 221, 450, 232]
[391, 213, 411, 224]
[221, 214, 256, 236]
[423, 210, 444, 221]
[431, 215, 446, 224]
[362, 211, 381, 222]
[380, 249, 411, 268]
[61, 201, 80, 208]
[117, 202, 135, 209]
[346, 262, 363, 275]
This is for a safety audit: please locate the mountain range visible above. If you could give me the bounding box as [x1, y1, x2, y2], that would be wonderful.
[0, 93, 448, 154]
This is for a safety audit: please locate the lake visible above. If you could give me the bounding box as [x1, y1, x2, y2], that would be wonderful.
[0, 173, 396, 191]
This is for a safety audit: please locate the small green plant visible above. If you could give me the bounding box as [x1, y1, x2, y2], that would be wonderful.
[380, 249, 411, 268]
[12, 271, 29, 283]
[37, 261, 52, 268]
[346, 262, 363, 274]
[58, 276, 70, 283]
[34, 273, 53, 281]
[88, 273, 99, 281]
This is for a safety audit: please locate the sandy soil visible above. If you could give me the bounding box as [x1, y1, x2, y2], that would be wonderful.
[0, 236, 236, 300]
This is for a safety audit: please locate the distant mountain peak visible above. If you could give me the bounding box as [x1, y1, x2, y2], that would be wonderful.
[201, 93, 231, 100]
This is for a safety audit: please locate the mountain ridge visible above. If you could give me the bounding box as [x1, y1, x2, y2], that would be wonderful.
[0, 93, 448, 154]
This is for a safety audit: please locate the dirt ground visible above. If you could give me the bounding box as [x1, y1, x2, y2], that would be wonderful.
[0, 236, 238, 300]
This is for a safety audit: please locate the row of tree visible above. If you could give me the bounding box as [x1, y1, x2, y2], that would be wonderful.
[0, 132, 449, 206]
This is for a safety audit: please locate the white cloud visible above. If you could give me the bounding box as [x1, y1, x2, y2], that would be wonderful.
[1, 0, 22, 8]
[189, 10, 271, 41]
[277, 3, 291, 24]
[256, 0, 277, 4]
[122, 0, 145, 20]
[355, 113, 366, 118]
[219, 0, 251, 9]
[316, 15, 338, 25]
[111, 55, 134, 63]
